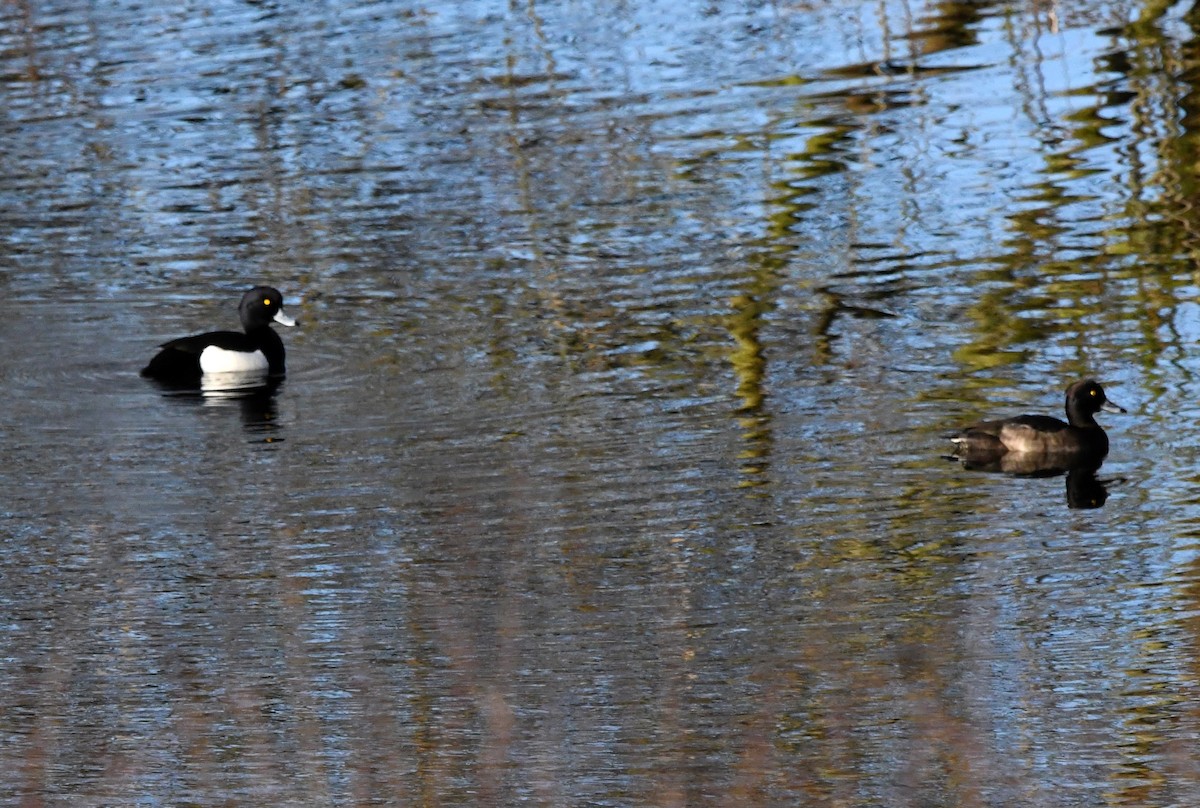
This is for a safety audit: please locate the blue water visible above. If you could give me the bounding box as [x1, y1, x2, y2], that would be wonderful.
[3, 0, 1200, 804]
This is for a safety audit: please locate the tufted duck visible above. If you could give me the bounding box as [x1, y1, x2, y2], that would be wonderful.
[141, 285, 296, 385]
[947, 379, 1124, 462]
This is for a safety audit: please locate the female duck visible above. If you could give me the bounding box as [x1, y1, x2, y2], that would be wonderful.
[948, 379, 1124, 461]
[142, 286, 296, 385]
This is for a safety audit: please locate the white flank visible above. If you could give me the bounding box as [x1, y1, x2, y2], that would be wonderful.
[200, 345, 269, 374]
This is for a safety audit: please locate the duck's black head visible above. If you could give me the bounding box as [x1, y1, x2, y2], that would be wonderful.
[1064, 379, 1124, 426]
[239, 286, 297, 332]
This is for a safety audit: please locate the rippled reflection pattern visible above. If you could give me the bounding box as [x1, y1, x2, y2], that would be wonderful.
[5, 0, 1200, 804]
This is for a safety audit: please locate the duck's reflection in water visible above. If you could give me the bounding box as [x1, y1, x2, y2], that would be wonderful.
[947, 449, 1111, 510]
[147, 374, 284, 442]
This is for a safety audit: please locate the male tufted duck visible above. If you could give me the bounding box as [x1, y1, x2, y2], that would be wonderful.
[141, 285, 296, 385]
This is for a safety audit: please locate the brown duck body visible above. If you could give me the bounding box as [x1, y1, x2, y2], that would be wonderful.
[949, 379, 1124, 467]
[953, 413, 1107, 456]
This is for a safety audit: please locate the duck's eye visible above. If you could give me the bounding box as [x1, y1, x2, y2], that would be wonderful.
[1090, 388, 1098, 396]
[263, 298, 272, 307]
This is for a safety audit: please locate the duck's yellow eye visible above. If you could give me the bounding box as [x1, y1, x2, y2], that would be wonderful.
[263, 298, 272, 306]
[1090, 389, 1098, 396]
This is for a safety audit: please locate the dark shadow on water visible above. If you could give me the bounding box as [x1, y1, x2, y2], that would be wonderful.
[145, 375, 284, 441]
[1063, 466, 1110, 510]
[944, 450, 1112, 510]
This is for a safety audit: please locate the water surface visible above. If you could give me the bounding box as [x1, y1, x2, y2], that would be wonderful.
[4, 0, 1200, 804]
